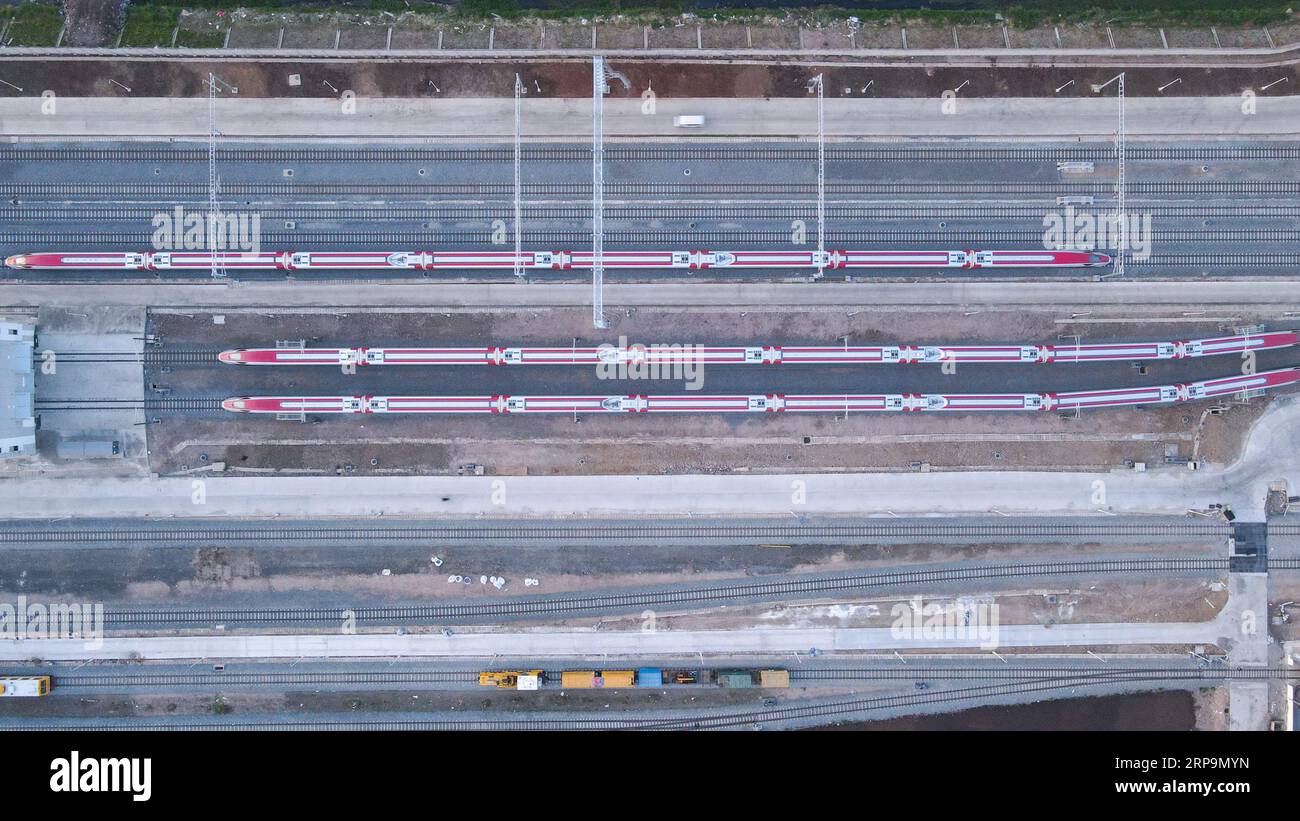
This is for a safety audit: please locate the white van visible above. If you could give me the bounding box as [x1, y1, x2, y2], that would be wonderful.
[673, 115, 705, 128]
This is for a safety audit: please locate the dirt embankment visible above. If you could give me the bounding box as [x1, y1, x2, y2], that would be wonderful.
[1, 57, 1296, 99]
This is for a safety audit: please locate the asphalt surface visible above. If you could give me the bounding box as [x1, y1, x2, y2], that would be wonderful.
[2, 139, 1298, 281]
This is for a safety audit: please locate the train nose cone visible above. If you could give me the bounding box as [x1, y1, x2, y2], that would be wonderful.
[221, 398, 246, 412]
[1090, 253, 1112, 265]
[218, 350, 242, 364]
[4, 255, 26, 268]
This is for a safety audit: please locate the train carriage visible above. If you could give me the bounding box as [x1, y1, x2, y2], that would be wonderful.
[5, 247, 1113, 273]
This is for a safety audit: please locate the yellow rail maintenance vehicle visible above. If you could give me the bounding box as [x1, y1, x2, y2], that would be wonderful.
[560, 670, 637, 689]
[0, 675, 52, 697]
[478, 670, 544, 690]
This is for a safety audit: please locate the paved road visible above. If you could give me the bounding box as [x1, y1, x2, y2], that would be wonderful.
[2, 96, 1298, 140]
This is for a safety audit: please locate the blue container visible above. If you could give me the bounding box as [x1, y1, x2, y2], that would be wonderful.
[636, 668, 664, 687]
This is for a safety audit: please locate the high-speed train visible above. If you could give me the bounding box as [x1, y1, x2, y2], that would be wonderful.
[3, 248, 1111, 272]
[221, 366, 1300, 415]
[217, 331, 1300, 367]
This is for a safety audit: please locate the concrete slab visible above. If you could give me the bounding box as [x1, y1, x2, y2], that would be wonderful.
[1111, 27, 1165, 49]
[1009, 27, 1059, 49]
[700, 23, 749, 50]
[1272, 23, 1300, 46]
[224, 22, 281, 50]
[1229, 680, 1270, 730]
[29, 306, 147, 468]
[388, 25, 440, 50]
[750, 25, 801, 50]
[440, 24, 491, 51]
[595, 24, 645, 50]
[648, 23, 699, 49]
[799, 23, 856, 50]
[855, 24, 902, 49]
[492, 23, 541, 50]
[1222, 572, 1270, 665]
[539, 22, 592, 50]
[281, 23, 337, 50]
[1057, 24, 1111, 49]
[338, 22, 388, 51]
[902, 24, 955, 50]
[955, 25, 1005, 49]
[1164, 28, 1218, 49]
[1217, 27, 1271, 48]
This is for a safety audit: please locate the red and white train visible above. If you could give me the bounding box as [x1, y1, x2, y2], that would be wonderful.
[221, 366, 1300, 415]
[218, 331, 1299, 367]
[4, 248, 1111, 272]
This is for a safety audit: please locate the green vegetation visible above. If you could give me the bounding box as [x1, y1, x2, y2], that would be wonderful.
[998, 1, 1295, 28]
[96, 0, 1300, 49]
[120, 4, 182, 46]
[3, 1, 63, 46]
[177, 25, 227, 47]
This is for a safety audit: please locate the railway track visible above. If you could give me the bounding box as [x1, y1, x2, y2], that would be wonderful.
[1133, 252, 1300, 268]
[0, 518, 1230, 546]
[46, 665, 1300, 691]
[95, 557, 1228, 627]
[4, 145, 1297, 164]
[33, 398, 223, 412]
[5, 203, 1297, 223]
[6, 674, 1244, 731]
[4, 180, 1297, 199]
[40, 350, 219, 366]
[9, 229, 1300, 245]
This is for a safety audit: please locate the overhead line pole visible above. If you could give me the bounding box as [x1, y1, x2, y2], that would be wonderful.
[1114, 71, 1126, 277]
[814, 73, 825, 279]
[207, 72, 224, 280]
[206, 72, 237, 279]
[513, 73, 524, 280]
[592, 56, 608, 329]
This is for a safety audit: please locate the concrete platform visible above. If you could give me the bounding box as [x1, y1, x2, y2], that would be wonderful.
[2, 95, 1297, 140]
[0, 619, 1226, 662]
[4, 281, 1300, 313]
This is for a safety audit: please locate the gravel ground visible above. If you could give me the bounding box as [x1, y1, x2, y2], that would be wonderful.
[825, 689, 1198, 730]
[61, 0, 125, 48]
[0, 535, 1223, 614]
